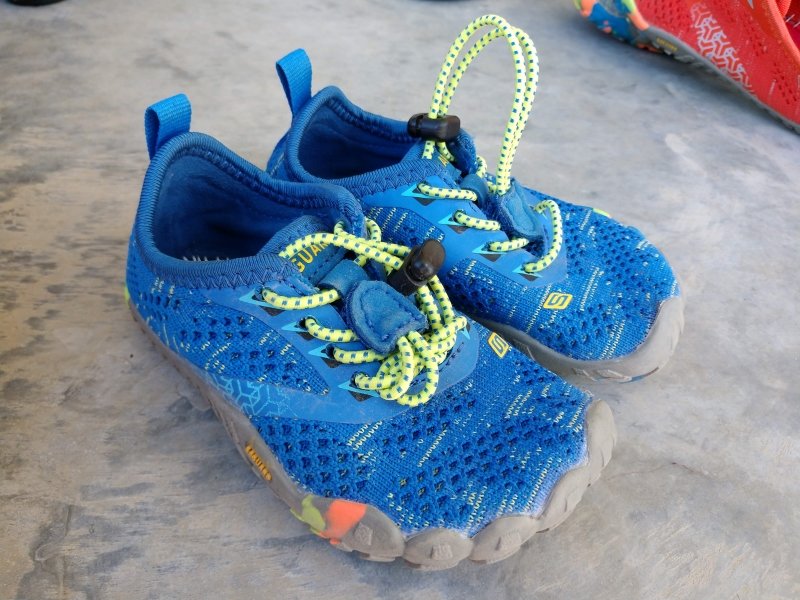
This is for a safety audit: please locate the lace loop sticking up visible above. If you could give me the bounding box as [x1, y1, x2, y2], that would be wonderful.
[416, 14, 564, 274]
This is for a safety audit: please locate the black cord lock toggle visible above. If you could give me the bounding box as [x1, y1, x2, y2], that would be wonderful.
[387, 239, 446, 296]
[407, 113, 461, 142]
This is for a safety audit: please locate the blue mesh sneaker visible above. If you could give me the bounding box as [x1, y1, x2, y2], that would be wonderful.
[267, 14, 684, 382]
[127, 93, 616, 569]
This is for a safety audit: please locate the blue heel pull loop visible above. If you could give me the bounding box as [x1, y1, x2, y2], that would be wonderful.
[276, 49, 313, 116]
[144, 94, 192, 159]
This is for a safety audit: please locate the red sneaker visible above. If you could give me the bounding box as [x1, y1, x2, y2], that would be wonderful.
[575, 0, 800, 132]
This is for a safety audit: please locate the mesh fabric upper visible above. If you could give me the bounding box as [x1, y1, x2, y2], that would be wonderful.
[355, 185, 679, 361]
[366, 205, 446, 248]
[252, 326, 591, 537]
[127, 245, 328, 394]
[443, 193, 679, 361]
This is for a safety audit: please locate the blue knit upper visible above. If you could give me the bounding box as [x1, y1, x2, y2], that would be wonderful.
[267, 83, 681, 362]
[440, 193, 680, 360]
[128, 102, 594, 537]
[253, 325, 589, 536]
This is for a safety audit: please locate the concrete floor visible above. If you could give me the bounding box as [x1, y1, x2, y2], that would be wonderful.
[2, 0, 799, 598]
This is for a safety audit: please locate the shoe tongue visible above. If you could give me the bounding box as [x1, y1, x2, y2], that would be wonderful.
[401, 140, 427, 162]
[447, 131, 480, 174]
[401, 140, 463, 180]
[402, 132, 481, 179]
[260, 215, 347, 284]
[777, 0, 791, 17]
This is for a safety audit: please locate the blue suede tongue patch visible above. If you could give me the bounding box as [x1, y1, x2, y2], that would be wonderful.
[447, 131, 480, 174]
[343, 280, 427, 354]
[260, 215, 346, 284]
[482, 180, 549, 242]
[262, 215, 427, 354]
[443, 132, 550, 244]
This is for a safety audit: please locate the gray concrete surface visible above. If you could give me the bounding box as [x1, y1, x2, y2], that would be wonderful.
[1, 0, 799, 598]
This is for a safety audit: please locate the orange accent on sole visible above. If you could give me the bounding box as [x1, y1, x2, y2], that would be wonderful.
[321, 499, 368, 543]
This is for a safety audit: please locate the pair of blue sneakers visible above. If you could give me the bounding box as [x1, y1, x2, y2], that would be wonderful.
[126, 15, 681, 569]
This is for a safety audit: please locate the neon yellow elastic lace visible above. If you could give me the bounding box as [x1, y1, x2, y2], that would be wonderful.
[261, 219, 467, 407]
[417, 14, 563, 275]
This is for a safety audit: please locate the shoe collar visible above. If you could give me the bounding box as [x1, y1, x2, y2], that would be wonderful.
[280, 85, 455, 197]
[135, 130, 366, 289]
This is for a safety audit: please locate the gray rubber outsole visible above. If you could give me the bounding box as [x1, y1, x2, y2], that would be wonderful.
[131, 304, 617, 570]
[477, 295, 685, 383]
